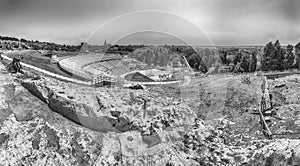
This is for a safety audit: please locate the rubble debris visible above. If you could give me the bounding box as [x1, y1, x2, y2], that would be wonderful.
[110, 111, 121, 118]
[251, 108, 277, 117]
[274, 83, 286, 88]
[141, 97, 149, 119]
[126, 83, 145, 90]
[31, 75, 42, 80]
[7, 57, 22, 73]
[141, 131, 162, 148]
[2, 60, 300, 165]
[96, 95, 104, 110]
[0, 133, 9, 145]
[241, 75, 251, 84]
[106, 116, 133, 132]
[22, 70, 36, 79]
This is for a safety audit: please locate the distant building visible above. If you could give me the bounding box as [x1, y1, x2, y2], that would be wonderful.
[78, 40, 111, 53]
[51, 55, 59, 63]
[125, 72, 154, 82]
[79, 42, 89, 53]
[207, 67, 217, 74]
[218, 66, 231, 73]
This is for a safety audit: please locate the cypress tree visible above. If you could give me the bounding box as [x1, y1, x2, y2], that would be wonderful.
[261, 42, 274, 71]
[283, 44, 294, 69]
[273, 40, 284, 70]
[249, 51, 257, 72]
[295, 42, 300, 69]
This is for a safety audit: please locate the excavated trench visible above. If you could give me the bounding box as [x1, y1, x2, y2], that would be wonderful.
[21, 76, 163, 148]
[0, 57, 162, 148]
[21, 78, 135, 133]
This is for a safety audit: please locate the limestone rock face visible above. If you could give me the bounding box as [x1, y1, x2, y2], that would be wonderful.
[21, 79, 49, 103]
[2, 61, 300, 165]
[22, 78, 132, 133]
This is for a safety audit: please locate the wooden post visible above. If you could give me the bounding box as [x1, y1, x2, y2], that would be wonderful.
[259, 104, 272, 139]
[142, 98, 147, 119]
[260, 81, 273, 140]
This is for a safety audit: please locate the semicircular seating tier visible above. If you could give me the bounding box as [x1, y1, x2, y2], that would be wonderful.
[58, 53, 128, 81]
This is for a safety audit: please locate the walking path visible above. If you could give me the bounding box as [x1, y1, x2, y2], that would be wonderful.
[1, 52, 92, 85]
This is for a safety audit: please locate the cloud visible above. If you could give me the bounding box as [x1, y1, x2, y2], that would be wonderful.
[0, 0, 298, 45]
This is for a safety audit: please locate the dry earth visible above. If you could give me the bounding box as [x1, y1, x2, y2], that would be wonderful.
[1, 61, 300, 165]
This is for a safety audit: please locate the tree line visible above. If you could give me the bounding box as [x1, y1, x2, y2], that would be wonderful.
[129, 45, 227, 73]
[0, 35, 80, 52]
[219, 40, 300, 73]
[261, 40, 300, 71]
[219, 49, 257, 73]
[0, 36, 19, 42]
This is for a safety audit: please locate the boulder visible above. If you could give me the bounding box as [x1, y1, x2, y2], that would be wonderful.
[0, 133, 9, 145]
[21, 79, 49, 103]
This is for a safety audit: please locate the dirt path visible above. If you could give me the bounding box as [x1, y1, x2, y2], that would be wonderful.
[1, 52, 92, 85]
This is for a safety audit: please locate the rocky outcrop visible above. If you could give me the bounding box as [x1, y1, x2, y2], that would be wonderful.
[21, 79, 49, 103]
[2, 61, 300, 165]
[0, 62, 187, 165]
[21, 78, 133, 133]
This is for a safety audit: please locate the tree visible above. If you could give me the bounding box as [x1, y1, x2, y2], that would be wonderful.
[233, 52, 242, 65]
[283, 44, 294, 69]
[152, 49, 159, 66]
[186, 53, 207, 73]
[20, 38, 28, 43]
[219, 50, 228, 65]
[295, 42, 300, 69]
[261, 42, 275, 71]
[249, 51, 257, 72]
[187, 54, 199, 69]
[144, 49, 153, 65]
[233, 62, 244, 73]
[273, 40, 284, 70]
[159, 54, 164, 66]
[240, 55, 250, 72]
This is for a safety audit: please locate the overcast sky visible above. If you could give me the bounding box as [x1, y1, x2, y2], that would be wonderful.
[0, 0, 299, 46]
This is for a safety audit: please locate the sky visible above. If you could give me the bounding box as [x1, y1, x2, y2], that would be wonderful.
[0, 0, 299, 46]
